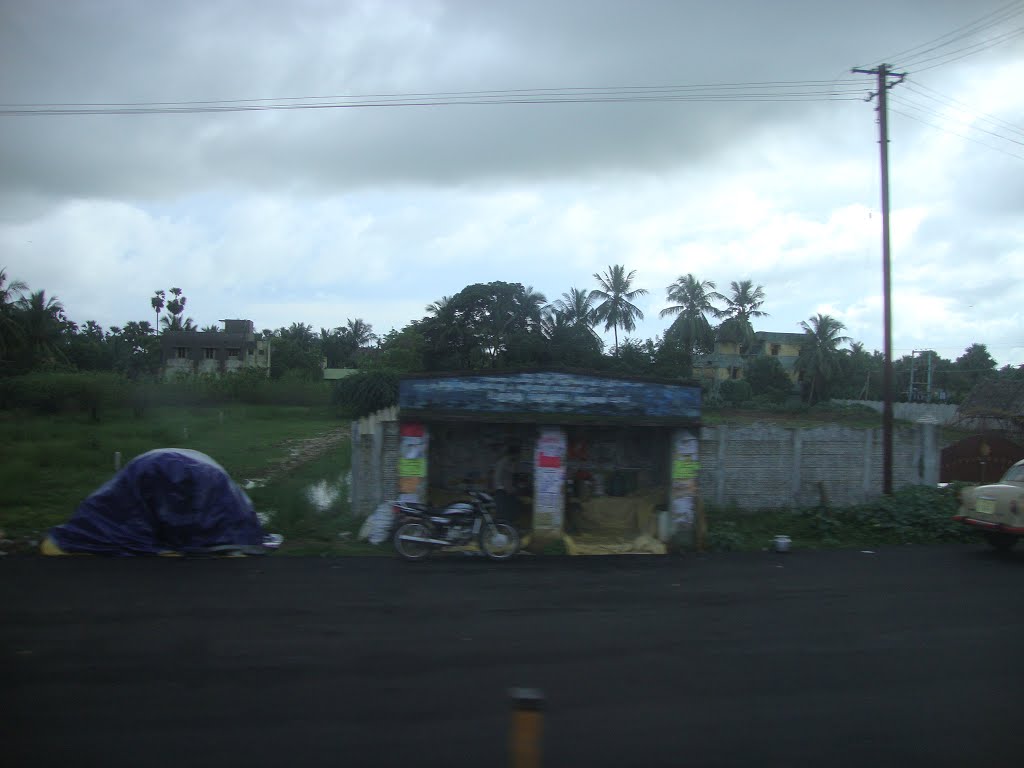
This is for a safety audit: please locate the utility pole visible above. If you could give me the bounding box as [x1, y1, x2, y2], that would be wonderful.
[926, 350, 933, 402]
[852, 63, 905, 495]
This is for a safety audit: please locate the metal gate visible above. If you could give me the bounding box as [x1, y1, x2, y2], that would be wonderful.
[940, 433, 1024, 484]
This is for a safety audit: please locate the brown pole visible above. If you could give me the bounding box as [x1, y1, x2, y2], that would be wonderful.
[509, 688, 544, 768]
[877, 63, 894, 495]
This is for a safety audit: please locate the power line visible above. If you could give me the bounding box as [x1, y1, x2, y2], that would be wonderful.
[907, 26, 1024, 73]
[890, 91, 1024, 148]
[0, 80, 867, 117]
[0, 79, 865, 108]
[889, 103, 1024, 161]
[903, 80, 1024, 139]
[877, 0, 1024, 67]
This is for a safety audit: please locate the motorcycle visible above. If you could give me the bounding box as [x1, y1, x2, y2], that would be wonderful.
[391, 490, 521, 561]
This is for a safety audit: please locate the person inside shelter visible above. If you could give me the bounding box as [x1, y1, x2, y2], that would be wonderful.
[492, 444, 521, 522]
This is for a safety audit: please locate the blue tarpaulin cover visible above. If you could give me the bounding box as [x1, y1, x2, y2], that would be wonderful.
[48, 449, 267, 556]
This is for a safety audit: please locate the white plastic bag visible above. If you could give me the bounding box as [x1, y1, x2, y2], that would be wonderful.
[359, 503, 396, 545]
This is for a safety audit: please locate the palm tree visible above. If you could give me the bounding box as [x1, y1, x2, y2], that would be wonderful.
[346, 318, 378, 347]
[15, 290, 69, 365]
[0, 268, 28, 361]
[591, 265, 648, 356]
[150, 290, 165, 332]
[425, 296, 454, 317]
[200, 324, 220, 333]
[521, 285, 547, 323]
[160, 314, 197, 332]
[659, 274, 725, 356]
[548, 287, 600, 337]
[795, 313, 852, 404]
[160, 287, 196, 332]
[719, 279, 768, 353]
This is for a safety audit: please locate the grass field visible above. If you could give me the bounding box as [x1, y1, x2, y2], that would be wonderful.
[0, 405, 344, 540]
[0, 400, 975, 556]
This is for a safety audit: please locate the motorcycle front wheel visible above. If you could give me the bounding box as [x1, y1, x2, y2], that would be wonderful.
[479, 522, 520, 561]
[394, 521, 433, 561]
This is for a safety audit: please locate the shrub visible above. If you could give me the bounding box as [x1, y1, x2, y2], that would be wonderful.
[719, 379, 752, 404]
[744, 356, 792, 403]
[0, 372, 129, 418]
[332, 370, 400, 418]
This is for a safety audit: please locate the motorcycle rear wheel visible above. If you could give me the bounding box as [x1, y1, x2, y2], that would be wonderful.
[479, 522, 520, 560]
[394, 521, 433, 561]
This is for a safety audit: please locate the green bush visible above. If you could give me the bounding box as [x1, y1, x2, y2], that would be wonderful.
[719, 379, 753, 404]
[0, 372, 129, 418]
[744, 356, 792, 403]
[332, 370, 399, 418]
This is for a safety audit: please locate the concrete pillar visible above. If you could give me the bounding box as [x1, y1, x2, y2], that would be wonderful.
[358, 433, 375, 517]
[920, 421, 939, 485]
[350, 422, 362, 516]
[715, 425, 727, 506]
[669, 429, 700, 546]
[862, 429, 874, 501]
[791, 429, 802, 506]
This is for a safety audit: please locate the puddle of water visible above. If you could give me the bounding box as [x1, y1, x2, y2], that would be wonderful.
[306, 474, 349, 512]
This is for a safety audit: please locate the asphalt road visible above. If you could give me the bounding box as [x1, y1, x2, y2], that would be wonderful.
[3, 546, 1022, 768]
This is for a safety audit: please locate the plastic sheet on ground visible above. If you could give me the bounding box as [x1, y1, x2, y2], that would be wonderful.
[563, 533, 667, 555]
[44, 449, 273, 557]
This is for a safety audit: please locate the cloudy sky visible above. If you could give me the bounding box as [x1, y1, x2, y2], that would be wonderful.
[1, 0, 1022, 366]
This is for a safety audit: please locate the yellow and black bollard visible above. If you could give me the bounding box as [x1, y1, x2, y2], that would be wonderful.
[509, 687, 544, 768]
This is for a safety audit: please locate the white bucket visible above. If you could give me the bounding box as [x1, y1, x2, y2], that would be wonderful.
[773, 535, 791, 553]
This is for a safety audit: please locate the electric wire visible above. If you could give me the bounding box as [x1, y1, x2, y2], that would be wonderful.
[904, 80, 1024, 139]
[877, 0, 1024, 67]
[889, 105, 1024, 161]
[890, 91, 1024, 148]
[0, 80, 867, 116]
[905, 27, 1024, 73]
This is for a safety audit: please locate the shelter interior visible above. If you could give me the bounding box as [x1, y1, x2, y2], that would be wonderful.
[426, 421, 673, 552]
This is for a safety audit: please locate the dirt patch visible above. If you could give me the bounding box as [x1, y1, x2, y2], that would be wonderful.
[262, 425, 351, 480]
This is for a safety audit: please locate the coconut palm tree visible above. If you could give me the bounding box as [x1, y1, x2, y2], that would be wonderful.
[719, 279, 768, 353]
[548, 287, 600, 337]
[15, 289, 69, 366]
[795, 313, 851, 404]
[0, 268, 28, 361]
[346, 318, 378, 347]
[591, 265, 648, 356]
[425, 295, 454, 317]
[659, 274, 725, 356]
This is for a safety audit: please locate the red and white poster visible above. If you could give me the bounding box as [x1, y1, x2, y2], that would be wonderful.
[533, 427, 567, 531]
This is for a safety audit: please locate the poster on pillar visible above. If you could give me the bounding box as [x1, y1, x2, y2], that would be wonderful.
[670, 429, 700, 529]
[533, 427, 567, 532]
[398, 423, 428, 502]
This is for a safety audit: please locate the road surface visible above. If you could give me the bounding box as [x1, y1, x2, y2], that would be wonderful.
[3, 546, 1021, 767]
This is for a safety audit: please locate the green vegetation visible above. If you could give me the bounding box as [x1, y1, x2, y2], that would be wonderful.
[703, 484, 973, 552]
[0, 403, 339, 540]
[331, 370, 399, 419]
[246, 445, 385, 556]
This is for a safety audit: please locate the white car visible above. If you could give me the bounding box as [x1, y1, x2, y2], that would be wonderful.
[954, 459, 1024, 551]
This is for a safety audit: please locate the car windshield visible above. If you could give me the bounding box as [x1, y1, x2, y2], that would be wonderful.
[1001, 464, 1024, 483]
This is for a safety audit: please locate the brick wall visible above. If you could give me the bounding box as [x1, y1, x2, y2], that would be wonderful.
[699, 423, 939, 509]
[353, 416, 943, 516]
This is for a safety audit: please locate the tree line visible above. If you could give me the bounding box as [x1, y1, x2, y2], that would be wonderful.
[1, 265, 1018, 404]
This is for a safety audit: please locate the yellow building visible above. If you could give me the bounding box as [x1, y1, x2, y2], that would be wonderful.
[693, 331, 805, 389]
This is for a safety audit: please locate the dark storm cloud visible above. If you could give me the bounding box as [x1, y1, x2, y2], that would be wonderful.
[0, 0, 983, 205]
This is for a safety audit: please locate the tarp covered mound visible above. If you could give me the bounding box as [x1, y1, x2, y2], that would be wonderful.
[44, 449, 268, 557]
